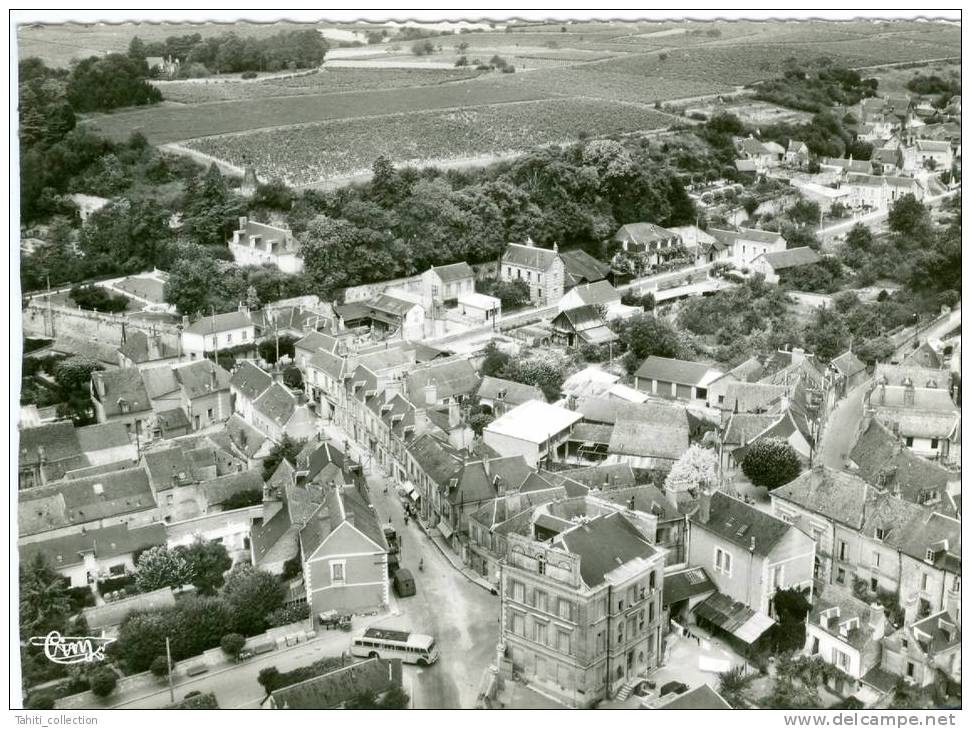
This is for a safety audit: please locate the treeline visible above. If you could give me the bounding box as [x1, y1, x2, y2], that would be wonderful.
[906, 72, 961, 107]
[129, 29, 327, 76]
[754, 63, 878, 113]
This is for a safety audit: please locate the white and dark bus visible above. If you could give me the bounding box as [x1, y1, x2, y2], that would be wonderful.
[350, 627, 439, 666]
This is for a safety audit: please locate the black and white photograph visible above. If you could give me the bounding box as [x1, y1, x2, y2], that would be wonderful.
[10, 8, 963, 716]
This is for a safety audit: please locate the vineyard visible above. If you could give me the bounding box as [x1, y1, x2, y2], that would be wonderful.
[183, 99, 672, 185]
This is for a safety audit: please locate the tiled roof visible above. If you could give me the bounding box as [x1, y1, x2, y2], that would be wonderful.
[183, 310, 253, 335]
[634, 356, 723, 388]
[225, 413, 269, 458]
[230, 361, 273, 402]
[157, 407, 191, 433]
[598, 483, 680, 521]
[691, 491, 792, 557]
[174, 360, 231, 399]
[19, 523, 165, 569]
[202, 470, 264, 507]
[76, 422, 132, 452]
[429, 261, 474, 283]
[19, 422, 83, 467]
[143, 446, 199, 487]
[609, 418, 688, 461]
[554, 512, 657, 588]
[709, 227, 785, 247]
[253, 383, 297, 425]
[663, 567, 717, 606]
[729, 356, 766, 383]
[566, 280, 620, 307]
[773, 466, 875, 529]
[405, 359, 479, 406]
[118, 331, 179, 364]
[722, 382, 788, 413]
[559, 463, 636, 489]
[759, 246, 822, 270]
[502, 241, 559, 270]
[406, 433, 462, 485]
[831, 351, 867, 377]
[554, 304, 608, 332]
[93, 369, 152, 416]
[908, 611, 961, 655]
[294, 330, 339, 355]
[141, 366, 179, 400]
[51, 335, 120, 366]
[614, 222, 680, 246]
[576, 395, 687, 428]
[19, 467, 156, 536]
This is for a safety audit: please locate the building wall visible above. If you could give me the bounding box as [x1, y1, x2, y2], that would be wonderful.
[500, 257, 565, 307]
[22, 301, 181, 347]
[305, 549, 388, 616]
[229, 242, 304, 274]
[181, 326, 256, 358]
[898, 554, 955, 624]
[85, 442, 138, 467]
[186, 391, 231, 430]
[688, 524, 766, 612]
[805, 623, 865, 679]
[482, 430, 542, 467]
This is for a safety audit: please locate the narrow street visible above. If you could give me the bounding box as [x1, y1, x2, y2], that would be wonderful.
[815, 380, 871, 470]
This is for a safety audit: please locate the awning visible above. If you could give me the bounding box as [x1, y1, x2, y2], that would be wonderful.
[437, 521, 454, 540]
[408, 490, 419, 502]
[693, 592, 776, 644]
[402, 481, 416, 497]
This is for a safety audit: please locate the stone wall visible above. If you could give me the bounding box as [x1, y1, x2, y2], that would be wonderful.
[22, 302, 181, 349]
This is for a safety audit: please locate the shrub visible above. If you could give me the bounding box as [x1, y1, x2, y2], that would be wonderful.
[241, 71, 258, 79]
[166, 692, 219, 709]
[69, 285, 129, 313]
[741, 438, 801, 490]
[150, 655, 170, 678]
[89, 667, 118, 698]
[220, 633, 246, 659]
[266, 602, 310, 627]
[25, 691, 57, 709]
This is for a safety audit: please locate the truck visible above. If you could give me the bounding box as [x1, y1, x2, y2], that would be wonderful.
[384, 524, 400, 573]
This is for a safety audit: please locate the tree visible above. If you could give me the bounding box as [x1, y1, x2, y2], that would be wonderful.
[663, 444, 718, 493]
[803, 307, 848, 361]
[165, 257, 223, 315]
[772, 588, 812, 653]
[616, 314, 681, 373]
[176, 537, 232, 596]
[887, 193, 929, 237]
[480, 342, 511, 378]
[282, 366, 303, 389]
[150, 655, 170, 678]
[376, 685, 411, 709]
[258, 666, 281, 695]
[258, 334, 299, 365]
[741, 438, 801, 490]
[53, 355, 103, 393]
[220, 633, 246, 660]
[89, 667, 118, 698]
[222, 565, 286, 636]
[468, 412, 494, 436]
[19, 553, 71, 640]
[261, 433, 305, 481]
[67, 54, 162, 112]
[718, 666, 756, 708]
[134, 546, 194, 593]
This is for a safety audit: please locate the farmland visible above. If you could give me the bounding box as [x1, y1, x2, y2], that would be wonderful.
[183, 99, 672, 185]
[25, 18, 959, 187]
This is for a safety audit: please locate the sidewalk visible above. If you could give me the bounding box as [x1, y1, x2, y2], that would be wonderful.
[417, 518, 497, 596]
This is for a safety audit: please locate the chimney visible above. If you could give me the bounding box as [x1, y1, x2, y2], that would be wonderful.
[525, 237, 535, 248]
[494, 474, 504, 497]
[869, 603, 886, 638]
[749, 536, 756, 552]
[698, 489, 711, 524]
[210, 365, 217, 391]
[903, 380, 915, 407]
[424, 381, 438, 406]
[448, 400, 461, 429]
[95, 374, 106, 399]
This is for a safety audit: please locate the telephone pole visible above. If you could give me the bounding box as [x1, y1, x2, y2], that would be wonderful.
[166, 636, 175, 703]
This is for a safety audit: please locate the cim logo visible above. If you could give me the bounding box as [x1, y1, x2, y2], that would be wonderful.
[28, 631, 115, 665]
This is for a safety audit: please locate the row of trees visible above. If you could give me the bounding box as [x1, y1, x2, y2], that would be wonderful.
[129, 29, 328, 76]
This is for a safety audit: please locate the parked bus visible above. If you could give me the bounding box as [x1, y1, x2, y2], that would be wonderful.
[350, 627, 439, 666]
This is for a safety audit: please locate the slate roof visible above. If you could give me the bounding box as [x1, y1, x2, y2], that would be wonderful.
[502, 241, 560, 270]
[554, 304, 609, 332]
[406, 433, 462, 485]
[634, 356, 723, 388]
[76, 422, 132, 452]
[849, 418, 956, 509]
[230, 361, 273, 401]
[560, 248, 611, 286]
[759, 246, 822, 270]
[597, 483, 681, 521]
[559, 463, 636, 490]
[691, 491, 793, 557]
[174, 359, 231, 399]
[300, 483, 387, 559]
[898, 512, 960, 570]
[709, 227, 785, 247]
[202, 470, 264, 507]
[157, 407, 191, 434]
[269, 658, 403, 709]
[609, 418, 688, 461]
[93, 369, 152, 416]
[554, 512, 657, 589]
[477, 376, 543, 407]
[308, 349, 349, 381]
[576, 395, 688, 428]
[663, 567, 717, 606]
[729, 356, 766, 383]
[51, 335, 119, 366]
[874, 363, 949, 388]
[118, 331, 179, 364]
[356, 347, 414, 373]
[569, 422, 614, 444]
[223, 413, 268, 458]
[19, 523, 166, 569]
[908, 612, 961, 656]
[821, 157, 872, 174]
[183, 310, 253, 335]
[614, 222, 680, 247]
[773, 466, 875, 529]
[253, 383, 297, 425]
[429, 261, 474, 283]
[143, 447, 199, 487]
[405, 359, 479, 406]
[294, 330, 339, 355]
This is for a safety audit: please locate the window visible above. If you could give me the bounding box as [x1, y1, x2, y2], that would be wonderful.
[836, 568, 846, 584]
[534, 590, 548, 613]
[921, 573, 929, 592]
[838, 541, 848, 561]
[242, 330, 248, 341]
[537, 554, 546, 575]
[109, 564, 125, 576]
[596, 631, 605, 652]
[227, 333, 233, 344]
[512, 613, 525, 636]
[696, 387, 707, 400]
[931, 438, 939, 449]
[537, 274, 542, 284]
[330, 561, 346, 584]
[639, 610, 645, 631]
[558, 598, 572, 621]
[513, 581, 525, 603]
[875, 528, 887, 541]
[872, 551, 881, 567]
[506, 267, 511, 277]
[649, 571, 656, 592]
[905, 437, 914, 447]
[207, 408, 214, 420]
[557, 630, 571, 654]
[534, 622, 548, 646]
[648, 601, 655, 623]
[715, 547, 733, 576]
[527, 271, 532, 281]
[832, 648, 850, 671]
[870, 577, 878, 592]
[538, 288, 542, 299]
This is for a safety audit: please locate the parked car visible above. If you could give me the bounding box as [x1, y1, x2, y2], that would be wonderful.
[660, 681, 689, 696]
[393, 568, 416, 597]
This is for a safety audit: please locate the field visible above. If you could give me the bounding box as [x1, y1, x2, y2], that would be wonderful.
[869, 61, 962, 96]
[182, 99, 672, 185]
[22, 18, 958, 187]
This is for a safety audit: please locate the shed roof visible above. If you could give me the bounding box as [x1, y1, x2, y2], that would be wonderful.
[485, 401, 582, 444]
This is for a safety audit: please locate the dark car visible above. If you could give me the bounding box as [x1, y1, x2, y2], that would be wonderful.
[660, 681, 689, 697]
[393, 568, 416, 597]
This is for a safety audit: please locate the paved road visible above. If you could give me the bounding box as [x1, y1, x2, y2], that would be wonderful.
[323, 423, 501, 710]
[815, 380, 871, 470]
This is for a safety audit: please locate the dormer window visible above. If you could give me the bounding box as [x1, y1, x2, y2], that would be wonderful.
[875, 527, 888, 541]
